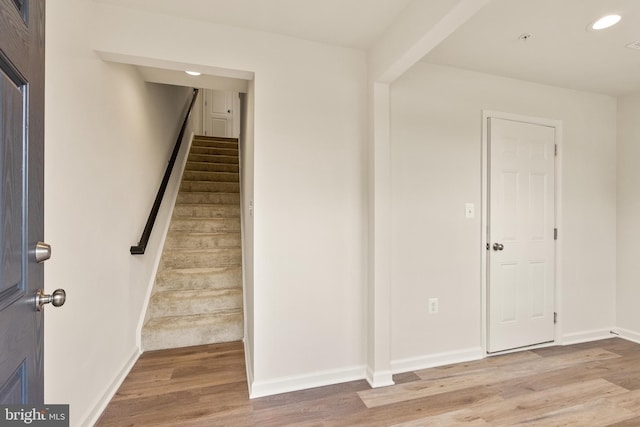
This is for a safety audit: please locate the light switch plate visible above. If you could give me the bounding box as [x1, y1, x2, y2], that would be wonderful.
[465, 203, 474, 219]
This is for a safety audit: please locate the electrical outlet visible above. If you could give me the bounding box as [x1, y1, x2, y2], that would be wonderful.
[428, 298, 439, 314]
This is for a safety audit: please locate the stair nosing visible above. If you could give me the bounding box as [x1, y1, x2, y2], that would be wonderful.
[184, 170, 239, 175]
[186, 160, 239, 165]
[144, 310, 243, 327]
[179, 192, 240, 195]
[162, 247, 241, 253]
[151, 288, 242, 298]
[164, 231, 241, 239]
[193, 136, 239, 142]
[181, 180, 239, 184]
[174, 204, 239, 208]
[171, 217, 239, 222]
[188, 153, 238, 159]
[191, 143, 239, 148]
[182, 183, 239, 186]
[145, 309, 243, 321]
[157, 266, 243, 274]
[186, 160, 238, 166]
[190, 148, 239, 153]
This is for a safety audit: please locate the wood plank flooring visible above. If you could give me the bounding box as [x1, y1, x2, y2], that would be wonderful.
[96, 338, 640, 426]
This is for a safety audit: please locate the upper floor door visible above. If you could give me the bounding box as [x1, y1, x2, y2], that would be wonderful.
[202, 89, 240, 138]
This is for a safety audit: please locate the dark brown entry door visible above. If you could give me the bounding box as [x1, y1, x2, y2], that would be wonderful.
[0, 0, 47, 404]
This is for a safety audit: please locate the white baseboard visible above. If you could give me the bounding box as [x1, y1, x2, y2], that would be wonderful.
[81, 348, 141, 427]
[366, 367, 394, 388]
[560, 328, 616, 345]
[249, 365, 366, 399]
[391, 347, 484, 374]
[613, 328, 640, 344]
[243, 338, 254, 397]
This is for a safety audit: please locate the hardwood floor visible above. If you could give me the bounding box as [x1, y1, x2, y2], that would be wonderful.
[96, 338, 640, 426]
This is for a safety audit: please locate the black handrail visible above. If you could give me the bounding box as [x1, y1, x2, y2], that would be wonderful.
[130, 88, 200, 255]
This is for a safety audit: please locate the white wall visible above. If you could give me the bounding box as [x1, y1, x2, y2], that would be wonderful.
[45, 1, 193, 424]
[616, 90, 640, 340]
[91, 2, 369, 397]
[390, 63, 617, 365]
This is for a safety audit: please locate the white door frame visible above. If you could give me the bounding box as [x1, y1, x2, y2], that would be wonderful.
[481, 110, 563, 354]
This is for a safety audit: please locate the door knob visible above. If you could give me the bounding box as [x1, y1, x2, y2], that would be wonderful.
[492, 243, 504, 251]
[36, 289, 66, 311]
[33, 241, 51, 263]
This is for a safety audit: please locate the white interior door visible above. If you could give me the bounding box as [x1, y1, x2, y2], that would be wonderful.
[202, 90, 239, 138]
[488, 117, 556, 353]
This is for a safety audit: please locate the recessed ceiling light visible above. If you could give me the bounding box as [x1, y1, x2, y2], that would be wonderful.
[590, 14, 621, 30]
[185, 71, 201, 76]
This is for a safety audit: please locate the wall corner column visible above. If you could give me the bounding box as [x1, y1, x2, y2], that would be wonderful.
[365, 0, 488, 389]
[366, 82, 394, 388]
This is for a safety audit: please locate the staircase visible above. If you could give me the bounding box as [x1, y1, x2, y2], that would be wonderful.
[142, 135, 244, 351]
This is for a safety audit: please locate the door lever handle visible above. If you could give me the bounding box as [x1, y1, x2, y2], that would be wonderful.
[492, 243, 504, 251]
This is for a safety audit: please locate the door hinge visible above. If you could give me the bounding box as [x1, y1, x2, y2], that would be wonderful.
[554, 312, 558, 324]
[554, 144, 558, 156]
[554, 228, 558, 240]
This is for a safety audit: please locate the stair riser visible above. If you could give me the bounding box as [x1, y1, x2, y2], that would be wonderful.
[160, 250, 242, 269]
[180, 181, 239, 193]
[176, 193, 240, 205]
[192, 139, 238, 150]
[164, 232, 241, 250]
[182, 171, 239, 183]
[188, 154, 238, 165]
[154, 267, 242, 292]
[156, 268, 242, 291]
[170, 218, 240, 233]
[192, 144, 239, 152]
[173, 205, 240, 218]
[148, 291, 242, 318]
[190, 146, 238, 157]
[142, 313, 243, 351]
[185, 161, 239, 173]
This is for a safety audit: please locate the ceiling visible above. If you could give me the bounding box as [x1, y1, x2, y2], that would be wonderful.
[423, 0, 640, 96]
[94, 0, 414, 49]
[95, 0, 640, 96]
